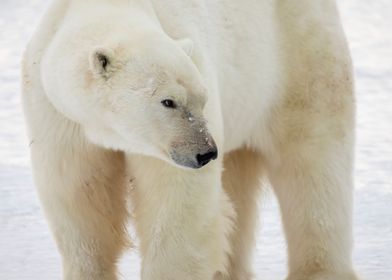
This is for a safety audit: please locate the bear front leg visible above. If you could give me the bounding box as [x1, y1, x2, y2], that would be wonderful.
[30, 122, 129, 280]
[268, 138, 358, 280]
[128, 155, 234, 280]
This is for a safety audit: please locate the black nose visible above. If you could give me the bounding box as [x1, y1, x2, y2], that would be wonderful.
[196, 149, 218, 167]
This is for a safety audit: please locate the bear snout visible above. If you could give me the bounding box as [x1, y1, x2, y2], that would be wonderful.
[169, 134, 218, 169]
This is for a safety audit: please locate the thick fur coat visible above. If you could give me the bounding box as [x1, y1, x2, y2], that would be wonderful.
[22, 0, 358, 279]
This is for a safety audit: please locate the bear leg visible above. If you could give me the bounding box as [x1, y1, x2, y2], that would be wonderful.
[127, 154, 234, 280]
[29, 118, 129, 280]
[216, 148, 264, 280]
[267, 137, 358, 280]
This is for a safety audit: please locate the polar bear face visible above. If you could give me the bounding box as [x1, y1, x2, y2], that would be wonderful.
[43, 32, 217, 169]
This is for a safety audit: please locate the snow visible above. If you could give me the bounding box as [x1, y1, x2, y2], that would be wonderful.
[0, 0, 391, 279]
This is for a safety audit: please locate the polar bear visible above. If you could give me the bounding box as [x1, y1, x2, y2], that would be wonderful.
[22, 0, 358, 280]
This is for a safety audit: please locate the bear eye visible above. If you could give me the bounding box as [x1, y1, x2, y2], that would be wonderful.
[161, 99, 177, 109]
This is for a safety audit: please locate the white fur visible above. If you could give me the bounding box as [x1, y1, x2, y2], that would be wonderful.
[22, 0, 358, 279]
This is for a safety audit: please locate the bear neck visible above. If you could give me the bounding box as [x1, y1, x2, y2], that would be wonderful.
[68, 0, 159, 26]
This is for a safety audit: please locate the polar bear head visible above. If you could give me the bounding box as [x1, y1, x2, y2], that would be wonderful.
[42, 30, 217, 169]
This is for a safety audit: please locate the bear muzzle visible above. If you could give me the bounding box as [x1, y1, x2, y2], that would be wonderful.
[169, 133, 218, 169]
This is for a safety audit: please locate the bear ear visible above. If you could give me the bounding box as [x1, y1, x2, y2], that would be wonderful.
[177, 38, 194, 57]
[89, 47, 115, 78]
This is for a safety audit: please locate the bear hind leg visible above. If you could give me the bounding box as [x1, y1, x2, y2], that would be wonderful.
[217, 148, 264, 280]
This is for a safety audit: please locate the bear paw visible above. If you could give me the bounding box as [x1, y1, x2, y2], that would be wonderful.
[214, 270, 254, 280]
[287, 271, 360, 280]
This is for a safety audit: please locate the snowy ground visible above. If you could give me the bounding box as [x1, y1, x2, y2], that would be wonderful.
[0, 0, 391, 279]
